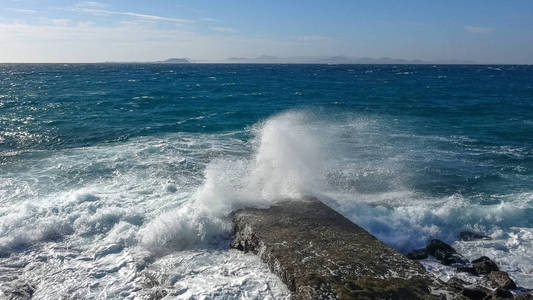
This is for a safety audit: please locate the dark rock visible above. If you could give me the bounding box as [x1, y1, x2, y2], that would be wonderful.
[426, 239, 468, 266]
[457, 266, 478, 275]
[147, 289, 168, 300]
[514, 292, 533, 300]
[426, 239, 455, 255]
[447, 277, 470, 290]
[407, 248, 429, 260]
[487, 271, 517, 290]
[141, 272, 160, 288]
[472, 256, 499, 275]
[446, 277, 494, 300]
[230, 197, 440, 299]
[1, 282, 35, 300]
[492, 288, 513, 299]
[459, 231, 491, 241]
[455, 256, 499, 277]
[461, 287, 488, 300]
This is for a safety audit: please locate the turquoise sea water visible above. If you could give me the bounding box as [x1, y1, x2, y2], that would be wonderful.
[1, 64, 532, 297]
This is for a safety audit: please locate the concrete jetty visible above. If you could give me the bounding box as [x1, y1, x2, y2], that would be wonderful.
[230, 197, 440, 299]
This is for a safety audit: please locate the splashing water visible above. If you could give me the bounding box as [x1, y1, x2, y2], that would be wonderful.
[1, 64, 533, 297]
[142, 110, 533, 289]
[140, 111, 327, 254]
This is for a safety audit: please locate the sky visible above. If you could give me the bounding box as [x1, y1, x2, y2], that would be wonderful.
[1, 0, 533, 63]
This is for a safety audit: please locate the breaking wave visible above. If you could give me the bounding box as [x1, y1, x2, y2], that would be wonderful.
[1, 110, 532, 298]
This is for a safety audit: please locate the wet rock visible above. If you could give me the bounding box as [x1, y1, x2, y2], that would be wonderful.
[1, 282, 35, 300]
[407, 248, 429, 260]
[487, 271, 517, 290]
[231, 197, 439, 299]
[141, 272, 161, 288]
[147, 289, 168, 300]
[492, 288, 513, 299]
[461, 287, 488, 300]
[459, 231, 491, 241]
[514, 292, 533, 300]
[446, 277, 493, 300]
[426, 239, 454, 257]
[472, 256, 499, 275]
[426, 239, 468, 266]
[446, 277, 469, 290]
[456, 266, 478, 275]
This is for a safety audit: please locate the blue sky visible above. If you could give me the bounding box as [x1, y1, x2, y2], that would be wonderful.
[1, 0, 532, 63]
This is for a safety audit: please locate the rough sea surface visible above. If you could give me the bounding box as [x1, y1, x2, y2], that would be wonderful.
[1, 64, 532, 298]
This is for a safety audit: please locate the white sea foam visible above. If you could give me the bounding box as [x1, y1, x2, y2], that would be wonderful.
[0, 122, 297, 297]
[1, 110, 532, 298]
[140, 111, 327, 253]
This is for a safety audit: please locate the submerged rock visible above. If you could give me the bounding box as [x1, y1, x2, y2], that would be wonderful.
[0, 282, 35, 300]
[456, 256, 499, 276]
[515, 292, 533, 300]
[447, 277, 494, 300]
[407, 248, 429, 260]
[493, 288, 514, 299]
[456, 266, 478, 275]
[488, 271, 517, 290]
[426, 239, 468, 266]
[461, 286, 489, 300]
[459, 231, 491, 241]
[146, 289, 168, 300]
[446, 277, 470, 290]
[472, 256, 499, 275]
[230, 197, 438, 299]
[446, 277, 523, 300]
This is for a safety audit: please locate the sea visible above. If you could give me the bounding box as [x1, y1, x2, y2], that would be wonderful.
[1, 63, 532, 299]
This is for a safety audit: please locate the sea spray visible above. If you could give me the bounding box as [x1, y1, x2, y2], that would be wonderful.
[137, 110, 533, 288]
[140, 111, 328, 253]
[2, 63, 533, 296]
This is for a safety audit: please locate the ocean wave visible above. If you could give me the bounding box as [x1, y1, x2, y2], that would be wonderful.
[140, 111, 327, 253]
[1, 109, 532, 296]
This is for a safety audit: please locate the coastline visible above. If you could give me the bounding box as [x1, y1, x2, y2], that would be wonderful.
[231, 197, 532, 299]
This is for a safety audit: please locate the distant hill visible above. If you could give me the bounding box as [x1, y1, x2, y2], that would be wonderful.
[106, 56, 479, 65]
[213, 55, 479, 64]
[156, 58, 191, 64]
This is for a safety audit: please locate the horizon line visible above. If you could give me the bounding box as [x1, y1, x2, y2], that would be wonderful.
[0, 61, 530, 65]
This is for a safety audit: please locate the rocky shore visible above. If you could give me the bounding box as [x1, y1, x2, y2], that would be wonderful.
[231, 197, 532, 299]
[407, 235, 532, 299]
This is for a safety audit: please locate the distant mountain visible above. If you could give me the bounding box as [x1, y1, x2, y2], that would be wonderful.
[110, 56, 480, 65]
[226, 57, 249, 61]
[434, 59, 479, 64]
[102, 56, 482, 64]
[254, 55, 281, 61]
[217, 55, 479, 64]
[157, 58, 191, 64]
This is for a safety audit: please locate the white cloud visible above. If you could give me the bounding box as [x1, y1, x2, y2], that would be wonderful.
[209, 26, 234, 33]
[199, 18, 220, 22]
[51, 19, 70, 26]
[76, 1, 108, 9]
[465, 25, 492, 34]
[0, 21, 344, 62]
[73, 5, 192, 24]
[6, 8, 38, 14]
